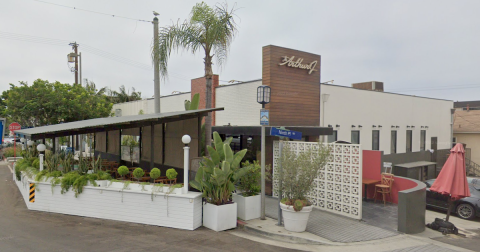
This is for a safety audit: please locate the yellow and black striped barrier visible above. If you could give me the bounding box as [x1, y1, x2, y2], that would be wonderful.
[29, 183, 35, 203]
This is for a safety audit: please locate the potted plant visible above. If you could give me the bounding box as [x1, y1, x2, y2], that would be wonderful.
[132, 168, 145, 182]
[232, 160, 262, 221]
[190, 132, 249, 232]
[150, 167, 161, 183]
[277, 143, 330, 232]
[117, 166, 129, 180]
[166, 168, 178, 183]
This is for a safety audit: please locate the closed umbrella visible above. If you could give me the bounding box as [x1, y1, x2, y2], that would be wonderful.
[430, 143, 470, 221]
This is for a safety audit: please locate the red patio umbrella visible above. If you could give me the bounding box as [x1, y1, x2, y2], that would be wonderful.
[430, 143, 470, 221]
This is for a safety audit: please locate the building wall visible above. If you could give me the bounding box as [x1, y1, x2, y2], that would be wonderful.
[454, 133, 480, 165]
[191, 75, 219, 125]
[215, 80, 262, 126]
[321, 84, 453, 154]
[112, 93, 190, 116]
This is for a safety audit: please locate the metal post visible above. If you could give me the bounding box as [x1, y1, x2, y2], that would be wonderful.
[79, 52, 82, 85]
[39, 153, 44, 171]
[183, 144, 190, 194]
[153, 17, 160, 113]
[277, 140, 283, 226]
[261, 124, 266, 220]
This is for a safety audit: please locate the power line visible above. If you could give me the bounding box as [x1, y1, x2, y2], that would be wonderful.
[32, 0, 152, 23]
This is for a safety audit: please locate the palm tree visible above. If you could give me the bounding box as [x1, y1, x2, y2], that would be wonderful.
[152, 2, 238, 152]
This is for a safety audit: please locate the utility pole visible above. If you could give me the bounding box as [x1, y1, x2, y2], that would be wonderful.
[69, 42, 79, 85]
[153, 16, 160, 113]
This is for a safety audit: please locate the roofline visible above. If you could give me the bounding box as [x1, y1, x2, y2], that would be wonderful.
[216, 79, 262, 89]
[453, 132, 480, 134]
[321, 83, 453, 102]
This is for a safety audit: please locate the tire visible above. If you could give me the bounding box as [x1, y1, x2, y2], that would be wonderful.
[456, 203, 476, 220]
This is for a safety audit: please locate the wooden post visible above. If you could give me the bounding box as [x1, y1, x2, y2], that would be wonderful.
[150, 122, 155, 169]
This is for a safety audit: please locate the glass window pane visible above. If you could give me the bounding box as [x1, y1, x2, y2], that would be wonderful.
[391, 130, 397, 154]
[372, 130, 379, 150]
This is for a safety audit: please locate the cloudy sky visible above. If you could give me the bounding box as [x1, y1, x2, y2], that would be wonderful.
[1, 0, 479, 101]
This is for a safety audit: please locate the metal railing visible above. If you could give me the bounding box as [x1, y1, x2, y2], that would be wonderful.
[466, 157, 480, 177]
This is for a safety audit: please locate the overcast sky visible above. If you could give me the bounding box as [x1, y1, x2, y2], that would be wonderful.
[1, 0, 479, 101]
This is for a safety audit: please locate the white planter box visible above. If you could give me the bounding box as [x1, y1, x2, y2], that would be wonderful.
[280, 202, 313, 232]
[203, 202, 237, 232]
[232, 193, 261, 221]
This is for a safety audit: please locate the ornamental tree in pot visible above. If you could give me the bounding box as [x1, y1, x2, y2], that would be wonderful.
[132, 168, 145, 182]
[277, 143, 330, 232]
[117, 166, 129, 180]
[232, 160, 262, 221]
[190, 132, 249, 231]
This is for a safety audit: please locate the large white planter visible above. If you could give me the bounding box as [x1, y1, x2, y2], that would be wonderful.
[280, 202, 313, 232]
[203, 202, 237, 232]
[232, 193, 261, 221]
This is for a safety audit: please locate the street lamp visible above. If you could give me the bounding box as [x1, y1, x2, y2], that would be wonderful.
[37, 144, 46, 171]
[20, 138, 25, 150]
[257, 85, 271, 220]
[182, 135, 191, 194]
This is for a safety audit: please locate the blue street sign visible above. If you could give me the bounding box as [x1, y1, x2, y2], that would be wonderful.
[270, 127, 302, 140]
[260, 109, 269, 126]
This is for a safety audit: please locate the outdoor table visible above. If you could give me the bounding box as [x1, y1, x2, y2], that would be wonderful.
[362, 178, 380, 201]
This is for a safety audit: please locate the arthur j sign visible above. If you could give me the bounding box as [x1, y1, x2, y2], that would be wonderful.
[279, 56, 318, 74]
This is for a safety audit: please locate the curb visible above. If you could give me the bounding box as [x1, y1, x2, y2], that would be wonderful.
[237, 220, 329, 245]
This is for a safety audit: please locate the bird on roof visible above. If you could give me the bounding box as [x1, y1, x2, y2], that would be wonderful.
[153, 11, 160, 16]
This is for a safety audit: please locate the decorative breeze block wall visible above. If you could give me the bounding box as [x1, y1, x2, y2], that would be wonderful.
[273, 141, 363, 220]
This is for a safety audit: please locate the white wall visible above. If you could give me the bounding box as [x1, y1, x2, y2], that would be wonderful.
[321, 84, 453, 154]
[215, 80, 262, 126]
[112, 93, 190, 116]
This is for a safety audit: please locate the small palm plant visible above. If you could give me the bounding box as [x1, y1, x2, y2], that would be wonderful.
[190, 132, 250, 205]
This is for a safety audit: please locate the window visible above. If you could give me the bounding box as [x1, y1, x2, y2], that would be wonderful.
[391, 131, 397, 154]
[328, 130, 337, 143]
[406, 130, 412, 152]
[372, 130, 380, 150]
[351, 131, 360, 144]
[420, 130, 426, 151]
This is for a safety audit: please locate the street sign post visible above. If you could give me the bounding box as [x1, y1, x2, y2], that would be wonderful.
[270, 127, 302, 140]
[9, 122, 21, 159]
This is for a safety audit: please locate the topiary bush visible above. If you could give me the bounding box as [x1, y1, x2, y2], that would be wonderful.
[166, 168, 178, 180]
[150, 168, 161, 180]
[117, 166, 129, 178]
[132, 168, 145, 181]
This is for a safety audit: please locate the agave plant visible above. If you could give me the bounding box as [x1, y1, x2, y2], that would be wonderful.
[190, 132, 250, 205]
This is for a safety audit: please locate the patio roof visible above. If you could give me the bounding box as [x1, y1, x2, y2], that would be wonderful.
[212, 126, 333, 136]
[15, 108, 223, 140]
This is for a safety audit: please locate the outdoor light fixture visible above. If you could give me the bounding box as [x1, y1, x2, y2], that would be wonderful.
[391, 125, 395, 128]
[257, 85, 271, 108]
[20, 138, 25, 143]
[352, 125, 356, 128]
[27, 140, 33, 146]
[37, 144, 46, 171]
[37, 144, 46, 152]
[336, 124, 340, 128]
[328, 124, 333, 127]
[411, 126, 415, 128]
[182, 135, 191, 194]
[358, 125, 362, 128]
[378, 125, 382, 128]
[372, 125, 377, 128]
[407, 126, 411, 128]
[421, 126, 424, 128]
[396, 126, 400, 128]
[425, 126, 429, 129]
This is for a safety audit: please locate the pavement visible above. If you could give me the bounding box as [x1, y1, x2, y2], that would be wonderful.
[2, 161, 479, 252]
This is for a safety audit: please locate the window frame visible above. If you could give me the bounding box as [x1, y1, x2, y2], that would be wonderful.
[372, 130, 380, 150]
[351, 130, 360, 144]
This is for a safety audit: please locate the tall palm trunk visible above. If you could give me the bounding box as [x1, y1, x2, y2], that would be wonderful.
[204, 54, 213, 154]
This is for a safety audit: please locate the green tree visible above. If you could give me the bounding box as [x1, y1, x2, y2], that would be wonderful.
[2, 79, 112, 127]
[152, 1, 238, 152]
[107, 85, 142, 104]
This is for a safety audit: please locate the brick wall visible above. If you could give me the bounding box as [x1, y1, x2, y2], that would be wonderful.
[191, 75, 219, 125]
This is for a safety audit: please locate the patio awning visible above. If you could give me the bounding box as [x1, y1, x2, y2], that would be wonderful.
[394, 161, 437, 168]
[212, 126, 333, 136]
[15, 108, 223, 140]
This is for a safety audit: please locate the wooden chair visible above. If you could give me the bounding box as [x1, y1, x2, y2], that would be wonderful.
[374, 173, 394, 206]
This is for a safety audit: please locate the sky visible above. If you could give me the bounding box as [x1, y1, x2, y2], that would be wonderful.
[1, 0, 479, 101]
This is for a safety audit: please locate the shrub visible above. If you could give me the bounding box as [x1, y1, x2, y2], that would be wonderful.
[3, 147, 21, 158]
[117, 166, 129, 177]
[237, 160, 261, 196]
[132, 168, 145, 180]
[150, 168, 161, 180]
[166, 168, 178, 180]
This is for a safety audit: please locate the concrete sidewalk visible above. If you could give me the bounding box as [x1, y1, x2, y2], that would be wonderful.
[229, 197, 474, 252]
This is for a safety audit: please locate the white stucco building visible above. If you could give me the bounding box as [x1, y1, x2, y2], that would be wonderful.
[113, 80, 453, 155]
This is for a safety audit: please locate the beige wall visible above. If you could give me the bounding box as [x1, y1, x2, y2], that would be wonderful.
[95, 131, 106, 152]
[454, 133, 480, 165]
[164, 118, 199, 168]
